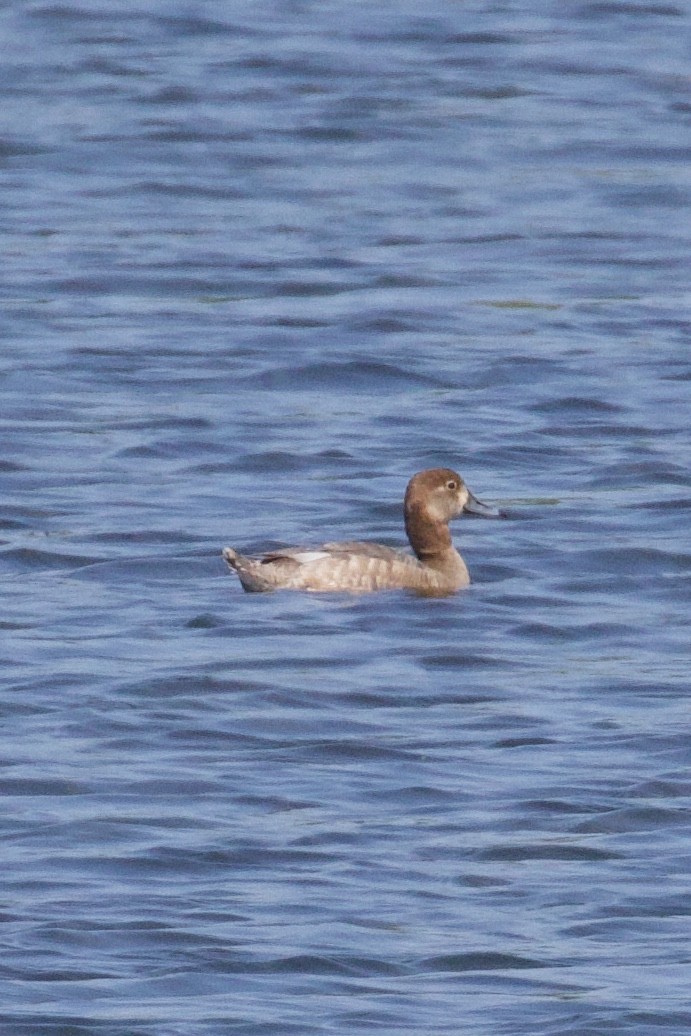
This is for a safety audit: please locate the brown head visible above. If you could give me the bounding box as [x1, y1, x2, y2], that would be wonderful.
[403, 468, 499, 560]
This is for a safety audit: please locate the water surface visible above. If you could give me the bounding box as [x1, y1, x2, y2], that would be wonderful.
[1, 1, 690, 1034]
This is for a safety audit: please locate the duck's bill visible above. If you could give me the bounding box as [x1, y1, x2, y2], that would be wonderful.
[464, 490, 505, 518]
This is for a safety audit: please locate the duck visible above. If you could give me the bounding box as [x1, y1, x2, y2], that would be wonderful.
[222, 468, 502, 595]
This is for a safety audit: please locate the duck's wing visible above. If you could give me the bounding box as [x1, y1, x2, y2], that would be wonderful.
[224, 546, 342, 591]
[224, 541, 429, 593]
[259, 542, 407, 565]
[259, 547, 333, 567]
[321, 541, 412, 562]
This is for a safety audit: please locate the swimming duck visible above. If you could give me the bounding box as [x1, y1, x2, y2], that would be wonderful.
[222, 468, 502, 595]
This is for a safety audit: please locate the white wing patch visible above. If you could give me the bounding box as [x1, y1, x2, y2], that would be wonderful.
[290, 550, 332, 564]
[262, 549, 332, 566]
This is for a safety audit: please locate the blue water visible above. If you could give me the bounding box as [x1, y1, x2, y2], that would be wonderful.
[2, 1, 690, 1034]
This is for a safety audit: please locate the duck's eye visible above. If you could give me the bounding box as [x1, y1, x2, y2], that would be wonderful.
[446, 479, 457, 491]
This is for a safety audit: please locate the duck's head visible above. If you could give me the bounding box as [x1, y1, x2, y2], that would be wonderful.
[404, 468, 502, 524]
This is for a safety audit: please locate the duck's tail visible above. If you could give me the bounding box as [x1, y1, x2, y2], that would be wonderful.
[222, 547, 273, 592]
[222, 547, 240, 568]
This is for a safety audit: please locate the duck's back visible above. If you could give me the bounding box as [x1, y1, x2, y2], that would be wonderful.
[223, 541, 461, 594]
